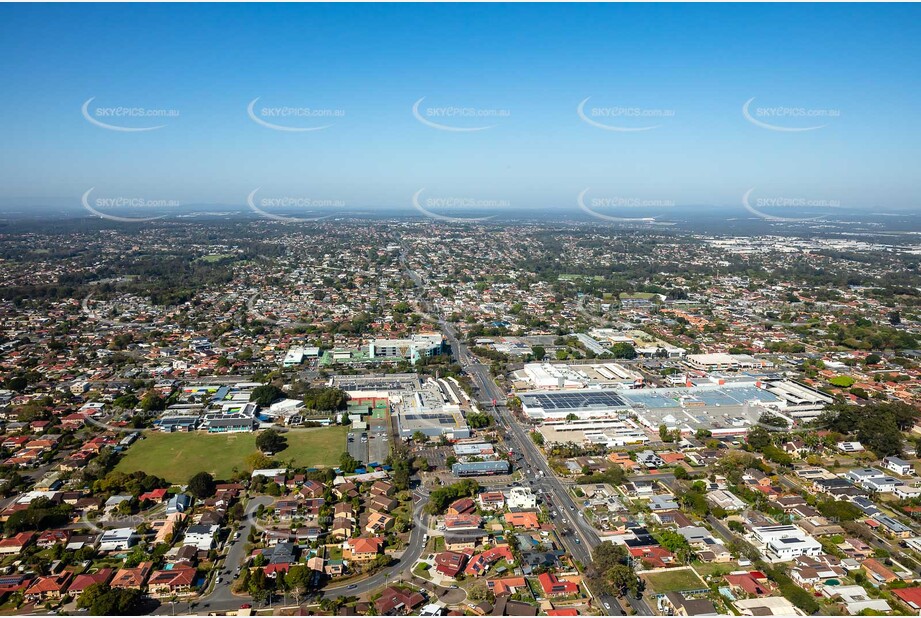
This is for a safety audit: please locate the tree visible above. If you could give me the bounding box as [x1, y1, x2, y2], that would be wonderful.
[77, 583, 142, 615]
[531, 345, 546, 361]
[140, 391, 166, 412]
[607, 564, 640, 597]
[113, 393, 139, 409]
[248, 567, 272, 601]
[591, 541, 629, 574]
[466, 578, 494, 602]
[246, 451, 274, 471]
[746, 425, 772, 451]
[301, 387, 350, 411]
[425, 479, 480, 514]
[339, 452, 360, 473]
[256, 429, 287, 454]
[250, 384, 285, 407]
[467, 412, 492, 429]
[412, 431, 429, 444]
[284, 565, 312, 603]
[610, 342, 637, 359]
[659, 425, 673, 443]
[829, 375, 856, 388]
[817, 499, 863, 522]
[5, 376, 28, 392]
[188, 471, 215, 499]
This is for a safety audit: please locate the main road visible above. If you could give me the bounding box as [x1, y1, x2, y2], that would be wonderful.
[402, 249, 650, 616]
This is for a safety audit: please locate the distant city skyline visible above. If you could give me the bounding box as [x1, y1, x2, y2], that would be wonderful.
[1, 3, 920, 216]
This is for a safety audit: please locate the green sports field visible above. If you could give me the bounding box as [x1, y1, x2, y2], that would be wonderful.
[115, 426, 348, 483]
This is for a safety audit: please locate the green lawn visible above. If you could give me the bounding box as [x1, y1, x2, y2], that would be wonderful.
[199, 253, 234, 262]
[115, 426, 348, 482]
[692, 561, 738, 578]
[643, 569, 707, 594]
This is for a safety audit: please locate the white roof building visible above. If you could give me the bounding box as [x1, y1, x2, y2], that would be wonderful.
[184, 524, 219, 551]
[99, 527, 138, 552]
[506, 487, 538, 511]
[750, 525, 822, 563]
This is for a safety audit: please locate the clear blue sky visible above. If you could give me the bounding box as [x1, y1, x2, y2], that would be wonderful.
[0, 3, 919, 213]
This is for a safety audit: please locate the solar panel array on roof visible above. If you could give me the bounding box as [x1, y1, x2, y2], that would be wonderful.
[525, 391, 627, 410]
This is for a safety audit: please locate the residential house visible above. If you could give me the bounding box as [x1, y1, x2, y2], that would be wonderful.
[335, 502, 356, 522]
[24, 573, 71, 602]
[893, 587, 921, 612]
[724, 572, 774, 597]
[111, 562, 153, 589]
[447, 498, 476, 516]
[433, 551, 469, 578]
[884, 456, 914, 476]
[477, 491, 506, 511]
[66, 569, 113, 598]
[862, 558, 900, 585]
[488, 576, 527, 597]
[147, 566, 198, 597]
[536, 572, 580, 597]
[0, 531, 35, 555]
[345, 536, 384, 562]
[374, 586, 425, 615]
[465, 545, 514, 577]
[371, 481, 395, 497]
[370, 495, 399, 513]
[36, 529, 70, 549]
[366, 512, 395, 535]
[183, 524, 218, 551]
[444, 532, 483, 552]
[658, 592, 718, 616]
[98, 528, 137, 552]
[301, 480, 325, 498]
[331, 517, 354, 539]
[504, 512, 540, 530]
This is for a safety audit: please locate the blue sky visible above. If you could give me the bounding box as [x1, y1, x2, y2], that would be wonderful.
[0, 3, 919, 214]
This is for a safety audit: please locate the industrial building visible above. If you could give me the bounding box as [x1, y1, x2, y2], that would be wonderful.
[685, 353, 772, 372]
[515, 361, 643, 390]
[452, 460, 510, 477]
[518, 390, 631, 421]
[394, 378, 471, 440]
[761, 379, 834, 421]
[519, 380, 821, 437]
